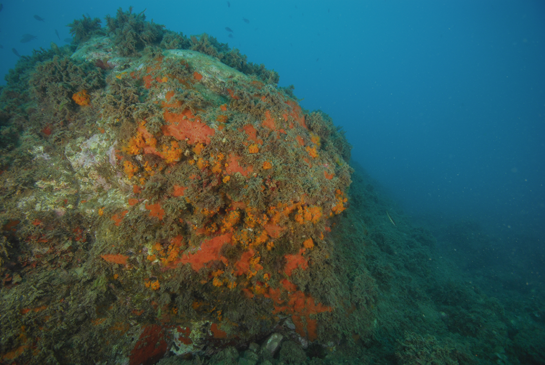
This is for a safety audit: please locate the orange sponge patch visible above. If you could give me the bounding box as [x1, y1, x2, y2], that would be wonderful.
[163, 109, 215, 145]
[225, 154, 253, 177]
[146, 203, 165, 220]
[243, 124, 258, 143]
[179, 233, 232, 271]
[111, 210, 128, 226]
[262, 110, 276, 130]
[193, 71, 203, 81]
[234, 249, 263, 277]
[286, 100, 307, 129]
[284, 248, 308, 276]
[263, 222, 285, 238]
[101, 254, 128, 265]
[173, 185, 187, 197]
[210, 323, 227, 339]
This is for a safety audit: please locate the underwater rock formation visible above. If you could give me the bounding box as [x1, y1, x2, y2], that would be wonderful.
[3, 8, 537, 365]
[0, 8, 355, 364]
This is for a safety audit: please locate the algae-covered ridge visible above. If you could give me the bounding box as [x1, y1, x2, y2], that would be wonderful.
[0, 8, 359, 364]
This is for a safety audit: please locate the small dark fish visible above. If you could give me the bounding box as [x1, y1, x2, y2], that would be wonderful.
[12, 48, 21, 57]
[227, 1, 230, 7]
[225, 27, 233, 33]
[55, 29, 60, 40]
[228, 34, 233, 38]
[316, 58, 319, 61]
[243, 18, 250, 24]
[34, 15, 45, 21]
[0, 3, 3, 11]
[20, 34, 37, 43]
[64, 38, 72, 43]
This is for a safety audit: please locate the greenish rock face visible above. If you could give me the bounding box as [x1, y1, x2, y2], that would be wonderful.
[262, 332, 283, 356]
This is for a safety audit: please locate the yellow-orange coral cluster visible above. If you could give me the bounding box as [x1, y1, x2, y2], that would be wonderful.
[331, 189, 348, 215]
[212, 270, 225, 287]
[306, 146, 318, 158]
[146, 236, 185, 267]
[123, 122, 157, 156]
[72, 90, 90, 106]
[221, 210, 240, 232]
[161, 141, 182, 164]
[295, 205, 322, 225]
[210, 153, 225, 173]
[123, 161, 138, 179]
[145, 279, 161, 290]
[310, 132, 321, 146]
[303, 238, 314, 249]
[248, 144, 259, 154]
[193, 143, 204, 155]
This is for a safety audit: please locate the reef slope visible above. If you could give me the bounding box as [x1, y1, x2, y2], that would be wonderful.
[0, 8, 355, 364]
[2, 8, 539, 365]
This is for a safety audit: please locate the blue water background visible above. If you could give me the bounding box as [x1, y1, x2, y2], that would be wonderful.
[1, 0, 544, 252]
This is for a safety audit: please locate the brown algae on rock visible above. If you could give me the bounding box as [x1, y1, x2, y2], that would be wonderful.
[0, 7, 358, 365]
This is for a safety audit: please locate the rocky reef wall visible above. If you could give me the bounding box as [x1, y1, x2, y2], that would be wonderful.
[0, 8, 358, 364]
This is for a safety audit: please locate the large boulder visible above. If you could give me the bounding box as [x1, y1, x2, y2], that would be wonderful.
[0, 8, 360, 365]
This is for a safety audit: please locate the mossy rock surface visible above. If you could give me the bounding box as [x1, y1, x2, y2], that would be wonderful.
[0, 9, 360, 365]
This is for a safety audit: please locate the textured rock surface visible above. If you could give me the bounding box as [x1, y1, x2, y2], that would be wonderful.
[262, 333, 284, 357]
[0, 9, 358, 365]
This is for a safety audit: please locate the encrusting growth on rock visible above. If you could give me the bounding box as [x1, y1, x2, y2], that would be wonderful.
[0, 7, 358, 364]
